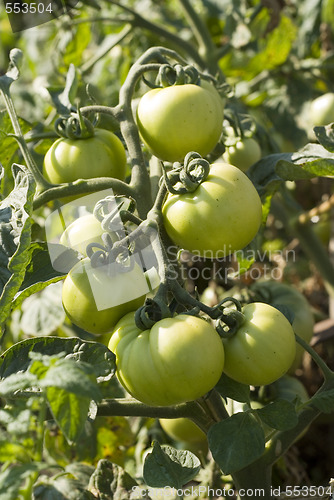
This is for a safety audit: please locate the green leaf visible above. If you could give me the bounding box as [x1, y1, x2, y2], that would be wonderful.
[40, 359, 102, 401]
[311, 389, 334, 414]
[19, 282, 65, 336]
[0, 165, 36, 333]
[314, 124, 334, 153]
[0, 111, 31, 171]
[0, 462, 42, 500]
[208, 412, 265, 474]
[246, 16, 297, 77]
[12, 242, 67, 312]
[0, 441, 30, 462]
[0, 371, 38, 395]
[215, 373, 251, 404]
[247, 154, 287, 217]
[63, 23, 92, 69]
[33, 473, 95, 500]
[88, 459, 138, 500]
[46, 386, 92, 444]
[0, 48, 23, 93]
[254, 399, 298, 430]
[143, 441, 201, 489]
[0, 337, 115, 382]
[275, 144, 334, 180]
[47, 64, 79, 116]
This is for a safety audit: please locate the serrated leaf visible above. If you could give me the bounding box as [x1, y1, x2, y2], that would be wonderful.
[208, 413, 265, 474]
[0, 337, 115, 382]
[275, 143, 334, 180]
[215, 373, 251, 404]
[254, 399, 298, 430]
[0, 165, 35, 332]
[12, 242, 67, 311]
[143, 442, 201, 489]
[46, 386, 92, 444]
[311, 389, 334, 414]
[88, 459, 138, 500]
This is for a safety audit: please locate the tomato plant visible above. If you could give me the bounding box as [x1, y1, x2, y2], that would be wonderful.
[43, 128, 127, 184]
[2, 2, 334, 497]
[62, 258, 148, 334]
[309, 93, 334, 126]
[108, 313, 225, 406]
[162, 162, 262, 257]
[222, 137, 262, 172]
[222, 302, 296, 386]
[136, 81, 224, 162]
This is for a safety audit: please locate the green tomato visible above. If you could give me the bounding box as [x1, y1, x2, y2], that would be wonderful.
[162, 162, 262, 258]
[309, 93, 334, 126]
[43, 128, 127, 184]
[59, 213, 105, 257]
[159, 418, 206, 444]
[108, 313, 225, 406]
[250, 280, 314, 374]
[222, 137, 261, 172]
[222, 302, 296, 386]
[269, 374, 309, 404]
[62, 258, 147, 334]
[136, 82, 224, 162]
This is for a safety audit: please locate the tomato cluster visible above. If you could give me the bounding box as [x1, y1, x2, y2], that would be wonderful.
[42, 74, 303, 411]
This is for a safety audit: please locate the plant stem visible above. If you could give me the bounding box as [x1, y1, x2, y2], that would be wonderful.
[296, 334, 334, 380]
[0, 91, 51, 193]
[33, 177, 134, 209]
[104, 0, 205, 67]
[178, 0, 223, 78]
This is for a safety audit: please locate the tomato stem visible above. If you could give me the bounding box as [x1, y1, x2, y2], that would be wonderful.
[295, 333, 334, 380]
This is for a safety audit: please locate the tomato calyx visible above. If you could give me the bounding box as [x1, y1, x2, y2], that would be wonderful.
[135, 295, 172, 329]
[55, 109, 95, 140]
[158, 63, 199, 87]
[212, 297, 246, 339]
[163, 151, 210, 194]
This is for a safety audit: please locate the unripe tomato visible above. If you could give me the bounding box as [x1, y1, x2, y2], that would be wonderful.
[108, 313, 225, 406]
[309, 93, 334, 126]
[222, 137, 261, 172]
[269, 374, 309, 404]
[159, 418, 206, 443]
[62, 258, 148, 334]
[43, 128, 127, 184]
[222, 302, 296, 386]
[136, 82, 224, 162]
[59, 213, 105, 257]
[162, 162, 262, 258]
[250, 280, 314, 373]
